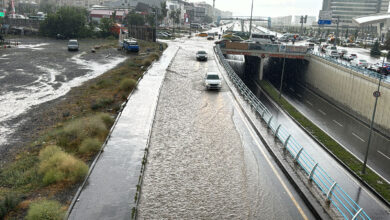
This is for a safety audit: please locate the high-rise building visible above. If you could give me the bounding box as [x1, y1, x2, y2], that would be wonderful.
[321, 0, 390, 26]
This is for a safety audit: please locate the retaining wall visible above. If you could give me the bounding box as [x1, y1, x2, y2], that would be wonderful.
[304, 54, 390, 136]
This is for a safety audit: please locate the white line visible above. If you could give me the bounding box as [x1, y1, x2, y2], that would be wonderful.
[318, 109, 327, 116]
[333, 120, 343, 127]
[378, 151, 390, 160]
[289, 87, 295, 92]
[352, 132, 365, 142]
[306, 100, 313, 106]
[230, 94, 309, 220]
[296, 94, 302, 98]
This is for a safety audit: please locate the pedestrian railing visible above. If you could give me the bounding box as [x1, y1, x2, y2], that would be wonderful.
[215, 45, 370, 220]
[310, 51, 390, 84]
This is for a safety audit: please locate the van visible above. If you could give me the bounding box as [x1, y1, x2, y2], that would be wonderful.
[250, 33, 276, 44]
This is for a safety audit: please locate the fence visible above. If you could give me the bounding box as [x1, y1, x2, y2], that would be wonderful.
[215, 45, 370, 220]
[220, 42, 307, 54]
[310, 51, 389, 84]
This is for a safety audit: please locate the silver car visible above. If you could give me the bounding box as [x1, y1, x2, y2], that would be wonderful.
[204, 72, 222, 90]
[68, 39, 79, 51]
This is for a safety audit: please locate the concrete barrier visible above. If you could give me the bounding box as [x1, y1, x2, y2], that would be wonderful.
[304, 54, 390, 136]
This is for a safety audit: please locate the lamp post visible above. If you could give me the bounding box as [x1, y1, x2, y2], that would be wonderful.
[362, 56, 385, 174]
[249, 0, 254, 37]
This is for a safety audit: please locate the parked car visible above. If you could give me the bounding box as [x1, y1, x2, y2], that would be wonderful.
[368, 62, 390, 74]
[122, 39, 139, 52]
[196, 50, 208, 61]
[204, 72, 222, 90]
[351, 59, 368, 68]
[67, 39, 79, 51]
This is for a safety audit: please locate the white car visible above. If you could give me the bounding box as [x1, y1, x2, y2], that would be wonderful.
[67, 39, 79, 51]
[204, 72, 222, 90]
[351, 59, 368, 68]
[327, 50, 340, 58]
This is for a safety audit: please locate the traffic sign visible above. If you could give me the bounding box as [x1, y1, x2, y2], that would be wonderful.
[373, 91, 381, 97]
[318, 10, 332, 25]
[0, 12, 4, 17]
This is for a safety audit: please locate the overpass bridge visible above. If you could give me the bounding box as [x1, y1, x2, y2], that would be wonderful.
[219, 42, 307, 80]
[218, 16, 271, 30]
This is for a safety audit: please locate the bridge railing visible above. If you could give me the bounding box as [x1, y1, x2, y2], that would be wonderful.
[215, 44, 370, 220]
[310, 51, 389, 84]
[220, 42, 308, 54]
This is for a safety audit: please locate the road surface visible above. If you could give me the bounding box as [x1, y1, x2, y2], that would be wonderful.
[137, 37, 314, 219]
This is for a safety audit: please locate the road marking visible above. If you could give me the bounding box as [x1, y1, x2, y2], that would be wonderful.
[378, 151, 390, 160]
[306, 100, 313, 106]
[332, 120, 343, 127]
[296, 94, 302, 98]
[352, 132, 365, 142]
[318, 109, 327, 116]
[230, 95, 309, 220]
[289, 87, 295, 92]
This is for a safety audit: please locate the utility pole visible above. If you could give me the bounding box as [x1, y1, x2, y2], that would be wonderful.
[213, 0, 215, 23]
[279, 55, 286, 99]
[334, 16, 339, 46]
[249, 0, 254, 37]
[362, 56, 385, 174]
[300, 15, 307, 36]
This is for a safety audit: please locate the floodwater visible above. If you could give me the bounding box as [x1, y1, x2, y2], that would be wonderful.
[0, 37, 126, 148]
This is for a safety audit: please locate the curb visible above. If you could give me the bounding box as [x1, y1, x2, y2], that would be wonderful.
[213, 47, 327, 220]
[133, 46, 180, 219]
[259, 81, 390, 208]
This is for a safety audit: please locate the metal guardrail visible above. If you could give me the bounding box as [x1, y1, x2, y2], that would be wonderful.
[215, 45, 371, 220]
[220, 42, 308, 54]
[310, 51, 388, 84]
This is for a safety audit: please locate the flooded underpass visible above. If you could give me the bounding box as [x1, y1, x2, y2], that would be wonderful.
[0, 37, 125, 160]
[138, 38, 314, 219]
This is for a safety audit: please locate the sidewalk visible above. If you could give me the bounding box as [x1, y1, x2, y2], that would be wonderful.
[67, 45, 179, 220]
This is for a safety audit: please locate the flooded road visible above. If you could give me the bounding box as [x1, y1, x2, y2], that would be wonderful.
[138, 38, 314, 219]
[0, 37, 125, 152]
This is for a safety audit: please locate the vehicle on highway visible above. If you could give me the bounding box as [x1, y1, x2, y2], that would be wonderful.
[67, 39, 79, 51]
[204, 72, 222, 90]
[250, 33, 276, 44]
[368, 62, 390, 74]
[207, 35, 215, 40]
[351, 59, 368, 68]
[222, 35, 244, 42]
[196, 51, 208, 61]
[327, 50, 340, 58]
[320, 44, 329, 53]
[343, 53, 357, 61]
[306, 43, 315, 51]
[338, 49, 348, 58]
[198, 32, 208, 37]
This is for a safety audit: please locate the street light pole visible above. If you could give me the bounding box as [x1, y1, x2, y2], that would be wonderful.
[249, 0, 254, 37]
[334, 16, 339, 46]
[279, 55, 286, 99]
[362, 56, 385, 174]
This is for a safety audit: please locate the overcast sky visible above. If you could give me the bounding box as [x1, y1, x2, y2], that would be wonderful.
[189, 0, 323, 17]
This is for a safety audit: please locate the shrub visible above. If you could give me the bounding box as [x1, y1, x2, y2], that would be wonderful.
[79, 138, 102, 154]
[120, 78, 137, 91]
[39, 146, 88, 185]
[0, 153, 40, 188]
[91, 98, 114, 110]
[141, 59, 152, 66]
[0, 194, 21, 219]
[149, 52, 160, 60]
[98, 113, 114, 128]
[26, 200, 64, 220]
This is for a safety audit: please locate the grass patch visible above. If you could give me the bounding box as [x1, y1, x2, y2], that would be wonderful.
[79, 138, 102, 154]
[38, 145, 88, 185]
[120, 78, 137, 92]
[91, 97, 114, 110]
[0, 193, 21, 219]
[26, 199, 65, 220]
[259, 80, 390, 202]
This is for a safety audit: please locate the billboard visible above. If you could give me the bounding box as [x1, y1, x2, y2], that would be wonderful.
[318, 10, 332, 25]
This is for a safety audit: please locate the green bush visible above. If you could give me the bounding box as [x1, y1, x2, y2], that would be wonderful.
[0, 153, 40, 188]
[142, 59, 152, 67]
[149, 52, 160, 60]
[39, 146, 88, 185]
[120, 78, 137, 91]
[0, 194, 21, 219]
[79, 138, 102, 154]
[26, 200, 64, 220]
[91, 98, 114, 110]
[98, 113, 114, 128]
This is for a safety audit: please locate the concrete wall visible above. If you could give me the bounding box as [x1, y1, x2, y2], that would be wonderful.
[304, 55, 390, 136]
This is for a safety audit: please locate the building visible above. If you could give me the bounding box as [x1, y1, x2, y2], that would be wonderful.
[292, 15, 316, 26]
[321, 0, 390, 26]
[272, 15, 292, 26]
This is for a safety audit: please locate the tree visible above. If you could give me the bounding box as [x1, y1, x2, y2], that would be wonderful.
[39, 6, 89, 38]
[126, 13, 145, 26]
[370, 40, 381, 57]
[99, 17, 114, 38]
[159, 1, 168, 23]
[146, 14, 155, 27]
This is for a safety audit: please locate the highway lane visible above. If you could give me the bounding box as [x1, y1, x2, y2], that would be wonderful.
[279, 81, 390, 182]
[138, 37, 314, 219]
[232, 61, 390, 219]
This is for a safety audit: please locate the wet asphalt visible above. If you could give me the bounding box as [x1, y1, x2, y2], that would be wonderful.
[279, 81, 390, 182]
[137, 37, 314, 219]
